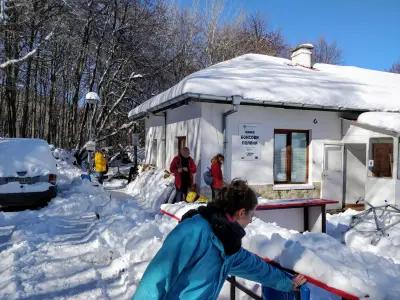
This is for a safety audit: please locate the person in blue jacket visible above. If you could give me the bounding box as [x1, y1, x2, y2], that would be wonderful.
[133, 179, 306, 299]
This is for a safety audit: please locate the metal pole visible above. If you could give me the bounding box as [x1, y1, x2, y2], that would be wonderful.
[230, 276, 236, 300]
[87, 103, 94, 174]
[134, 144, 138, 173]
[129, 129, 139, 183]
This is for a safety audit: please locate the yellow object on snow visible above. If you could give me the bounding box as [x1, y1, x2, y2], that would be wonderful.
[196, 195, 208, 203]
[186, 191, 197, 203]
[94, 151, 108, 173]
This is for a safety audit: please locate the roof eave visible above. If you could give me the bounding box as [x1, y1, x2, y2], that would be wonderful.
[351, 121, 400, 137]
[128, 93, 371, 120]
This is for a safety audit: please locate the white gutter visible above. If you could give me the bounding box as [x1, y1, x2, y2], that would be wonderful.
[223, 95, 242, 179]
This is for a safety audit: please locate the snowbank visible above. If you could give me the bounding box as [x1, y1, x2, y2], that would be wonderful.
[328, 209, 400, 264]
[160, 202, 205, 219]
[0, 160, 177, 299]
[245, 220, 400, 299]
[2, 159, 400, 300]
[52, 148, 77, 165]
[125, 168, 175, 212]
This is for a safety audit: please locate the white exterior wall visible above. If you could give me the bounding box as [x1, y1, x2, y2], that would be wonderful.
[145, 103, 202, 184]
[342, 122, 397, 205]
[200, 103, 227, 186]
[144, 102, 399, 206]
[145, 115, 165, 167]
[200, 103, 341, 187]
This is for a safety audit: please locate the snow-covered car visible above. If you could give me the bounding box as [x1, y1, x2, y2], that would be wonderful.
[0, 138, 58, 208]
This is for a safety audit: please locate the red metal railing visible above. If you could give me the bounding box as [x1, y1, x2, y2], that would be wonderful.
[160, 209, 362, 300]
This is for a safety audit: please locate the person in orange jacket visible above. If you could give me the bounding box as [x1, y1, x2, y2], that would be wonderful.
[170, 147, 197, 203]
[210, 154, 224, 201]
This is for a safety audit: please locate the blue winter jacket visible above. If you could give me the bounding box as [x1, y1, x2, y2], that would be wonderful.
[132, 214, 293, 300]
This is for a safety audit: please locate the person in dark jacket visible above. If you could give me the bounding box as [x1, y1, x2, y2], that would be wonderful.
[132, 179, 306, 300]
[74, 147, 88, 167]
[210, 153, 224, 201]
[169, 147, 197, 203]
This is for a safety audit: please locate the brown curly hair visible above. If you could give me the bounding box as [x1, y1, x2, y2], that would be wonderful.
[214, 178, 257, 215]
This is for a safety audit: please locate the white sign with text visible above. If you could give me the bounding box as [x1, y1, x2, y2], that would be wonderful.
[239, 123, 260, 160]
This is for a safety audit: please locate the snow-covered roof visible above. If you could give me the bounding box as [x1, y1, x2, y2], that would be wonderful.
[357, 112, 400, 134]
[129, 53, 400, 119]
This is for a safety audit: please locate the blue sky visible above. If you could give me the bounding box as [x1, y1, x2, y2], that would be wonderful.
[178, 0, 400, 71]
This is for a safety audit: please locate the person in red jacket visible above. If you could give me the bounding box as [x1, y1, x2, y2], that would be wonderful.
[211, 154, 224, 201]
[170, 147, 197, 203]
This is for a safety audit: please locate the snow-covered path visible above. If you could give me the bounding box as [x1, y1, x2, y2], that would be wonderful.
[0, 163, 175, 300]
[2, 162, 400, 299]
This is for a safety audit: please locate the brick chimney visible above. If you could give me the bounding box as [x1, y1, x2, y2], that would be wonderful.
[291, 43, 314, 68]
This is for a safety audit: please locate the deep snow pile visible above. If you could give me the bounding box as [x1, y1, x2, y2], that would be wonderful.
[0, 162, 175, 299]
[245, 220, 400, 299]
[52, 148, 77, 165]
[328, 209, 400, 264]
[125, 167, 175, 212]
[2, 161, 400, 299]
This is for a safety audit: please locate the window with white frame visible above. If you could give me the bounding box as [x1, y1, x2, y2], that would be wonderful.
[274, 129, 309, 184]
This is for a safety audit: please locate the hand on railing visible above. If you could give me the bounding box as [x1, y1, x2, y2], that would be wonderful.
[292, 274, 307, 291]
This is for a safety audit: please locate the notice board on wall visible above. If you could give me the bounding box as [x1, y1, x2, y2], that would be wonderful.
[239, 123, 260, 160]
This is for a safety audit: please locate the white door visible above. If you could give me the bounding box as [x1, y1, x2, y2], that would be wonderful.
[321, 144, 344, 209]
[344, 144, 366, 205]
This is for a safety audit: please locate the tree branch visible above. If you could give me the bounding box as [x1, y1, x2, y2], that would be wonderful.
[95, 121, 135, 143]
[0, 32, 53, 69]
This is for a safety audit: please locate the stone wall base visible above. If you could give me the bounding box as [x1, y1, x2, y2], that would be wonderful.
[200, 182, 321, 201]
[252, 182, 321, 199]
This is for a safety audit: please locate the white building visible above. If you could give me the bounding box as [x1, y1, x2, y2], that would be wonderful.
[128, 44, 400, 209]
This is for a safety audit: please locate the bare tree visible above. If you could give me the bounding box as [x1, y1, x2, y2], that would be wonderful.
[313, 37, 342, 65]
[0, 0, 290, 149]
[389, 61, 400, 73]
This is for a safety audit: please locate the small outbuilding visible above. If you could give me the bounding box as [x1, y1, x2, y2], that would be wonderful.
[128, 44, 400, 209]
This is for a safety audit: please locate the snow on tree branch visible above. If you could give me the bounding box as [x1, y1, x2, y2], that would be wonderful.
[0, 32, 53, 69]
[96, 121, 135, 143]
[0, 0, 7, 23]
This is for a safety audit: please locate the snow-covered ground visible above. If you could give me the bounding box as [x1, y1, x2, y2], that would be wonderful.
[1, 161, 400, 299]
[0, 162, 176, 299]
[328, 208, 400, 265]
